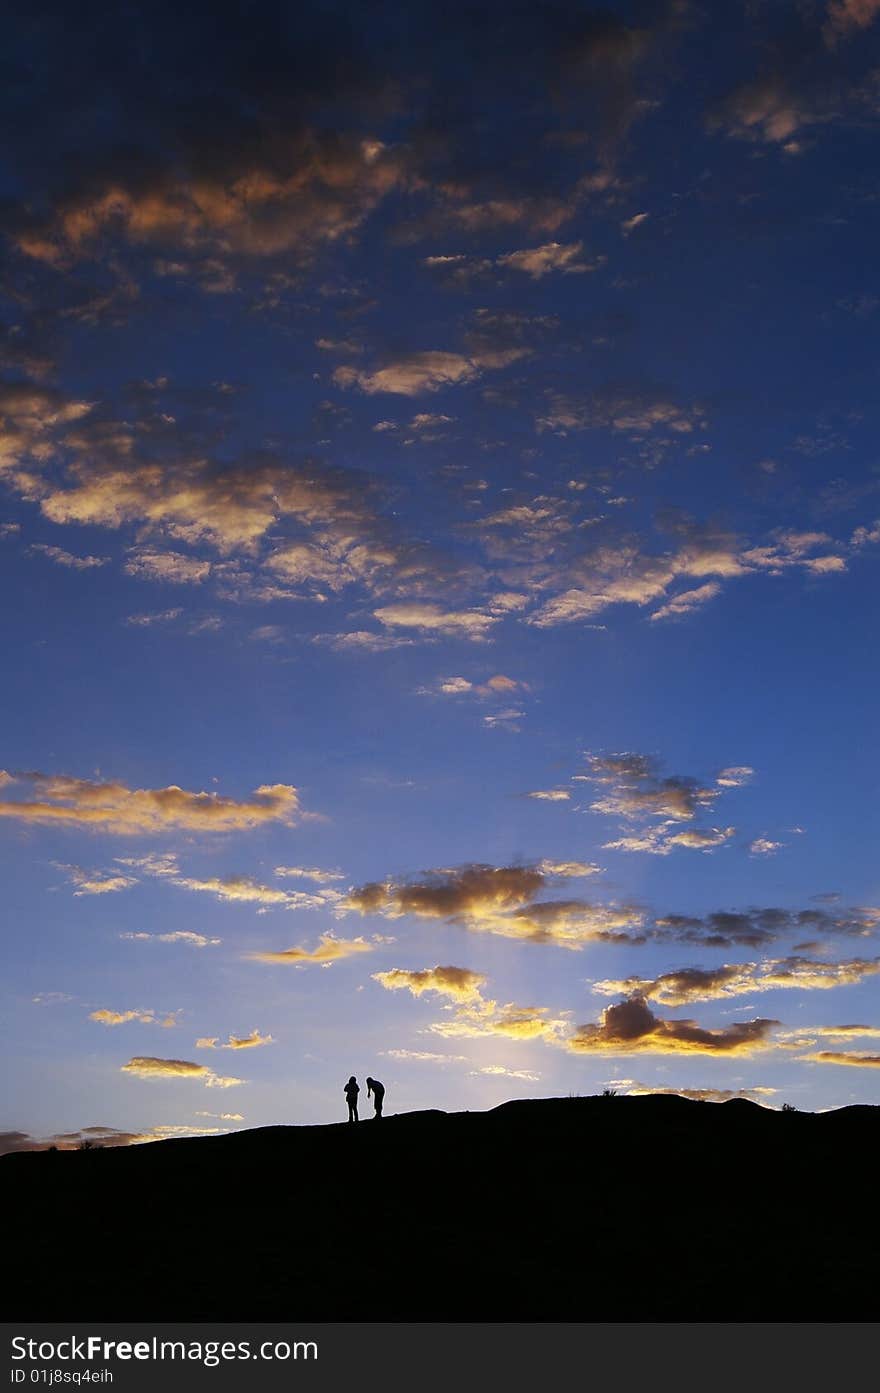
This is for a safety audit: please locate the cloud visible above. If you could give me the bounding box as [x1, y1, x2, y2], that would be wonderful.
[527, 789, 571, 802]
[249, 932, 373, 965]
[716, 767, 754, 788]
[333, 345, 526, 397]
[312, 630, 417, 652]
[592, 956, 880, 1006]
[0, 773, 303, 834]
[603, 824, 736, 855]
[373, 603, 500, 641]
[345, 862, 643, 948]
[622, 1084, 777, 1104]
[473, 1065, 541, 1081]
[124, 608, 183, 627]
[125, 549, 212, 584]
[29, 543, 108, 570]
[824, 0, 880, 45]
[59, 865, 138, 895]
[621, 212, 650, 235]
[526, 526, 848, 629]
[652, 904, 880, 949]
[424, 673, 526, 699]
[430, 1000, 570, 1044]
[274, 865, 345, 883]
[537, 387, 704, 438]
[567, 995, 779, 1056]
[649, 582, 721, 622]
[581, 751, 722, 822]
[0, 1123, 231, 1154]
[797, 1050, 880, 1068]
[749, 837, 784, 856]
[372, 965, 486, 1002]
[120, 1056, 243, 1087]
[381, 1049, 467, 1063]
[120, 930, 221, 947]
[537, 859, 601, 878]
[195, 1029, 273, 1049]
[90, 1008, 177, 1027]
[496, 241, 596, 277]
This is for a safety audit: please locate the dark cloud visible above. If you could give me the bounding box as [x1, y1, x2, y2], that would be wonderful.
[346, 862, 643, 948]
[568, 993, 779, 1056]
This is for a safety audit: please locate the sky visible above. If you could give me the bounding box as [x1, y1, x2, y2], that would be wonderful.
[2, 0, 879, 1153]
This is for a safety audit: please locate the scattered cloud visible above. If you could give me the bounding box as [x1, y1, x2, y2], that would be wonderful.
[567, 995, 779, 1056]
[121, 1056, 243, 1087]
[119, 930, 222, 947]
[29, 543, 108, 570]
[195, 1029, 273, 1050]
[90, 1008, 177, 1027]
[249, 932, 373, 965]
[0, 773, 303, 834]
[592, 956, 880, 1005]
[346, 862, 643, 948]
[372, 965, 487, 1003]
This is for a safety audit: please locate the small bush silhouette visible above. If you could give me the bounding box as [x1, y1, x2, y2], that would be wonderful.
[781, 1102, 799, 1113]
[77, 1139, 101, 1150]
[601, 1087, 619, 1098]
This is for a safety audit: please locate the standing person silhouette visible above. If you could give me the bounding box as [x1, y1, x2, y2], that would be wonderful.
[366, 1077, 385, 1119]
[344, 1075, 359, 1122]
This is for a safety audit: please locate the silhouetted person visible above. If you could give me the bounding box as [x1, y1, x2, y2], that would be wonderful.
[366, 1077, 385, 1118]
[344, 1075, 359, 1122]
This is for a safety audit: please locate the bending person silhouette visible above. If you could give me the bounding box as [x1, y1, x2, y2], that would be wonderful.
[366, 1077, 385, 1119]
[344, 1075, 359, 1122]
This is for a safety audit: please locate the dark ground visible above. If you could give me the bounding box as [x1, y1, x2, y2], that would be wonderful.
[4, 1095, 877, 1320]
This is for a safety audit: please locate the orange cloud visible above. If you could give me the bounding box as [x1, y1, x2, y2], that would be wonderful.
[372, 965, 486, 1002]
[567, 995, 778, 1057]
[249, 932, 373, 965]
[120, 1057, 243, 1087]
[195, 1029, 273, 1050]
[0, 773, 303, 835]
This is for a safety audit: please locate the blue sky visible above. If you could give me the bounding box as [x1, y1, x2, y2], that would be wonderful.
[1, 0, 879, 1151]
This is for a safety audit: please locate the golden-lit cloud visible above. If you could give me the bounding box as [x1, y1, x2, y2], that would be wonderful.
[592, 956, 880, 1006]
[430, 1001, 570, 1043]
[249, 932, 373, 965]
[537, 859, 601, 877]
[12, 135, 407, 269]
[121, 1056, 243, 1087]
[496, 241, 595, 277]
[59, 864, 138, 895]
[567, 995, 779, 1056]
[372, 965, 486, 1002]
[649, 582, 721, 622]
[621, 1083, 777, 1104]
[333, 345, 527, 397]
[373, 602, 500, 641]
[125, 548, 212, 584]
[527, 789, 571, 802]
[346, 862, 643, 948]
[526, 527, 848, 628]
[90, 1008, 177, 1027]
[195, 1029, 273, 1049]
[0, 773, 303, 834]
[796, 1050, 880, 1068]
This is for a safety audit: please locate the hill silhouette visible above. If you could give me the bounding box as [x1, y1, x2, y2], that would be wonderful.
[5, 1094, 877, 1320]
